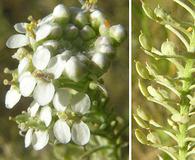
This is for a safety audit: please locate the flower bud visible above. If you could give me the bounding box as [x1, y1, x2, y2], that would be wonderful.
[92, 53, 111, 71]
[73, 11, 88, 28]
[99, 24, 109, 36]
[65, 56, 88, 82]
[64, 24, 79, 40]
[96, 44, 115, 57]
[53, 4, 70, 24]
[95, 36, 112, 46]
[135, 129, 148, 145]
[43, 40, 59, 50]
[80, 25, 96, 40]
[109, 24, 126, 43]
[90, 10, 105, 29]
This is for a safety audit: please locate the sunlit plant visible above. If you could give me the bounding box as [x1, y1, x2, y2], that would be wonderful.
[3, 0, 127, 159]
[134, 0, 195, 160]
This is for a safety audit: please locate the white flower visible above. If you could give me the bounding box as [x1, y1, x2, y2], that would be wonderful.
[14, 23, 27, 33]
[18, 57, 30, 76]
[109, 24, 126, 43]
[53, 119, 71, 144]
[39, 106, 52, 127]
[25, 128, 33, 148]
[65, 56, 87, 82]
[27, 101, 40, 117]
[71, 121, 90, 145]
[6, 34, 29, 49]
[19, 72, 37, 97]
[53, 4, 70, 23]
[53, 88, 72, 112]
[33, 81, 55, 106]
[45, 55, 65, 79]
[32, 46, 51, 70]
[32, 130, 49, 150]
[71, 93, 91, 114]
[37, 14, 54, 27]
[5, 87, 21, 109]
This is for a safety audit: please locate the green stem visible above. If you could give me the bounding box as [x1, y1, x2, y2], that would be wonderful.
[178, 60, 193, 160]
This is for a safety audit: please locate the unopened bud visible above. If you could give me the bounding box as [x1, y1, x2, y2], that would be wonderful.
[53, 4, 70, 24]
[64, 24, 79, 40]
[80, 25, 96, 40]
[109, 24, 126, 43]
[90, 10, 105, 29]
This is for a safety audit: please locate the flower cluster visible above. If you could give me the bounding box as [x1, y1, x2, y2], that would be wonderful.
[4, 4, 125, 150]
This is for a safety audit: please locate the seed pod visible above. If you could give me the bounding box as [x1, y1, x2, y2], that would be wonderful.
[138, 79, 150, 97]
[147, 86, 164, 101]
[135, 61, 150, 79]
[139, 32, 151, 50]
[137, 106, 150, 121]
[80, 25, 96, 40]
[64, 24, 79, 40]
[135, 129, 148, 145]
[90, 10, 105, 29]
[142, 2, 156, 20]
[109, 24, 126, 43]
[161, 41, 176, 55]
[53, 4, 70, 24]
[133, 114, 149, 129]
[147, 132, 161, 144]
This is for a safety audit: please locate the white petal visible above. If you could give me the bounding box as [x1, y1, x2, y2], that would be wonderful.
[71, 121, 90, 145]
[19, 72, 37, 97]
[65, 56, 87, 82]
[53, 119, 71, 144]
[38, 14, 54, 27]
[36, 24, 52, 41]
[6, 34, 29, 49]
[53, 88, 72, 112]
[45, 56, 65, 79]
[32, 46, 51, 70]
[58, 50, 72, 62]
[25, 128, 33, 148]
[39, 106, 52, 127]
[43, 40, 59, 50]
[5, 87, 21, 109]
[32, 130, 49, 150]
[71, 93, 91, 114]
[27, 101, 40, 117]
[18, 57, 30, 76]
[14, 23, 27, 33]
[33, 81, 55, 106]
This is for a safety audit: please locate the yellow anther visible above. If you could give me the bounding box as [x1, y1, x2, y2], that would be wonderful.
[3, 79, 11, 85]
[187, 27, 193, 32]
[4, 68, 12, 74]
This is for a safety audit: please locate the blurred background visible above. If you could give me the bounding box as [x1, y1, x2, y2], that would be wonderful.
[132, 0, 194, 160]
[0, 0, 128, 159]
